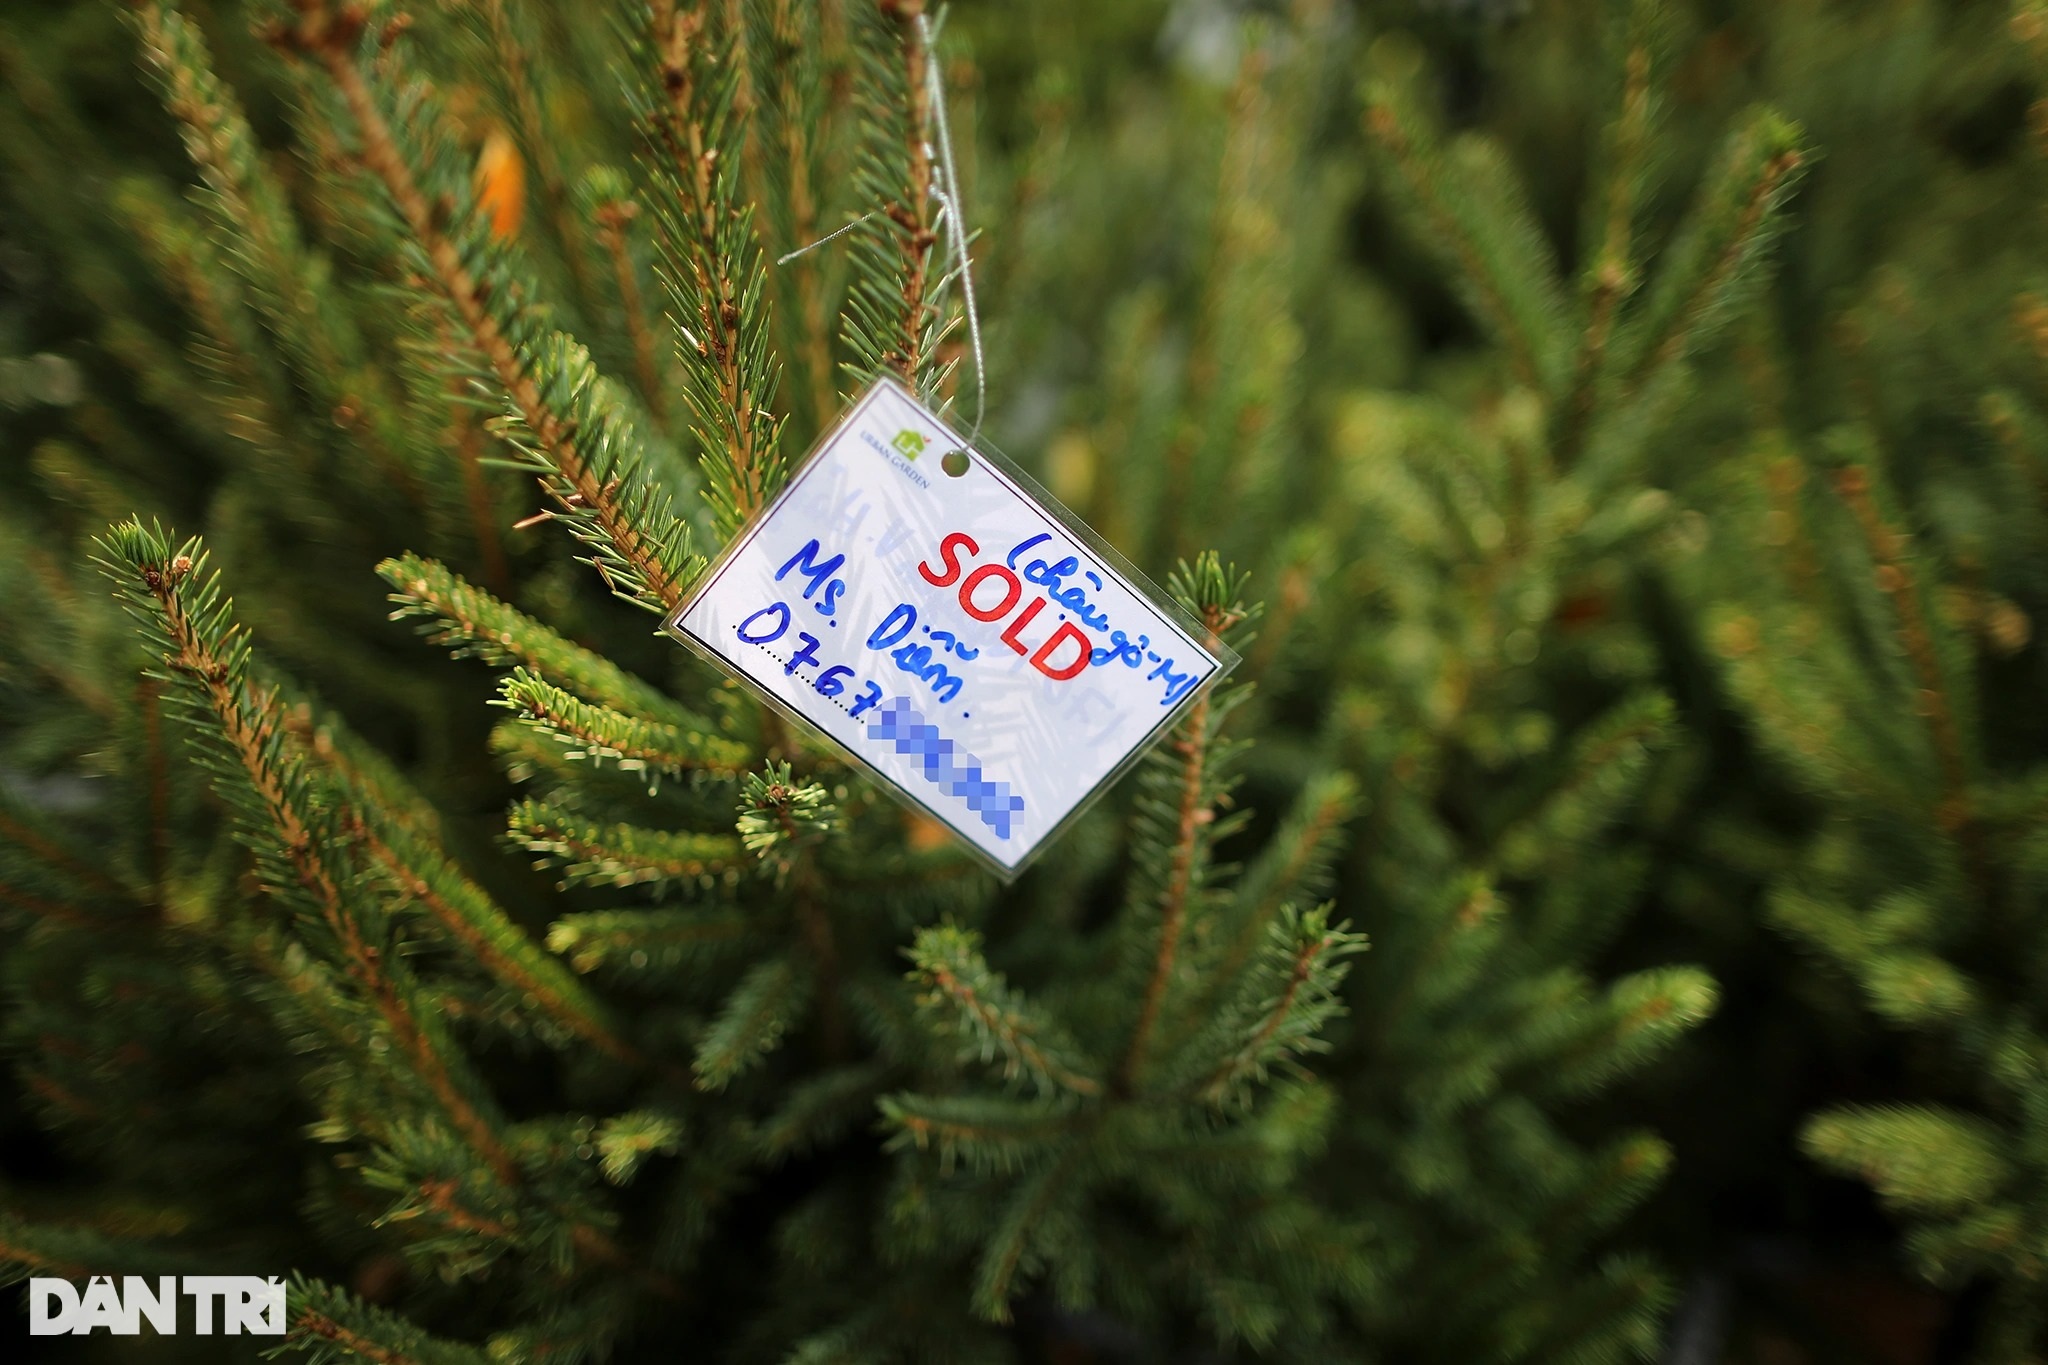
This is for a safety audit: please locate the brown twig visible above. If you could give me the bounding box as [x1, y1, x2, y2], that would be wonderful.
[291, 1308, 413, 1365]
[877, 0, 938, 384]
[1117, 602, 1235, 1094]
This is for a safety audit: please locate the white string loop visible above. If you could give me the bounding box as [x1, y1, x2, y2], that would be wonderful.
[916, 10, 986, 442]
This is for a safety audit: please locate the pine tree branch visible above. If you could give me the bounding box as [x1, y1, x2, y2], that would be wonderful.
[284, 1279, 494, 1365]
[876, 0, 936, 387]
[0, 1211, 178, 1283]
[694, 954, 809, 1090]
[1363, 91, 1563, 392]
[838, 0, 958, 401]
[973, 1143, 1082, 1323]
[1615, 110, 1806, 404]
[132, 1, 415, 495]
[498, 668, 749, 779]
[278, 3, 693, 613]
[909, 925, 1102, 1098]
[1202, 771, 1356, 1016]
[1557, 13, 1653, 464]
[1117, 688, 1213, 1096]
[349, 814, 644, 1067]
[510, 798, 740, 889]
[547, 907, 751, 974]
[1829, 465, 1988, 875]
[632, 0, 787, 536]
[380, 554, 693, 723]
[1175, 904, 1364, 1108]
[292, 1309, 416, 1365]
[100, 526, 520, 1188]
[879, 1093, 1070, 1175]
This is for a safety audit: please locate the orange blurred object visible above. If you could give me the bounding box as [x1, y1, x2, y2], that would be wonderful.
[904, 812, 951, 852]
[473, 129, 525, 240]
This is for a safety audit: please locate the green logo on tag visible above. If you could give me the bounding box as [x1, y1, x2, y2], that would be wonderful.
[891, 429, 928, 460]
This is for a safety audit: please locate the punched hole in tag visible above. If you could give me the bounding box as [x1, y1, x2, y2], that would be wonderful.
[941, 448, 970, 478]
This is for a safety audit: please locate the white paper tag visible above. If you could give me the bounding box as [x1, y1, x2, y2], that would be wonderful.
[666, 378, 1232, 876]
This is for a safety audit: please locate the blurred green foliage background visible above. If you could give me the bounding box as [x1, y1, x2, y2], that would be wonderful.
[3, 1, 2046, 1362]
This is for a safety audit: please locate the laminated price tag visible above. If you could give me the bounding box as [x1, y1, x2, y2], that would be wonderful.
[666, 377, 1235, 878]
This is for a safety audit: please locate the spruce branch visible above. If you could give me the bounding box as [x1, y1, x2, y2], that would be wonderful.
[510, 798, 740, 890]
[838, 0, 960, 401]
[972, 1145, 1082, 1323]
[0, 1211, 179, 1284]
[1613, 108, 1807, 404]
[760, 0, 841, 428]
[273, 2, 699, 613]
[736, 763, 846, 1056]
[1529, 967, 1720, 1097]
[268, 680, 647, 1064]
[1363, 52, 1569, 393]
[623, 0, 788, 537]
[379, 553, 693, 723]
[736, 761, 840, 860]
[1829, 463, 1980, 844]
[498, 667, 749, 784]
[131, 1, 414, 495]
[548, 906, 750, 975]
[907, 924, 1103, 1098]
[283, 1278, 493, 1365]
[350, 811, 644, 1065]
[94, 521, 520, 1187]
[1119, 684, 1216, 1095]
[694, 954, 810, 1090]
[1558, 0, 1658, 462]
[879, 1093, 1070, 1175]
[1494, 691, 1674, 878]
[1802, 1106, 2009, 1215]
[1200, 771, 1359, 1017]
[758, 1062, 891, 1162]
[468, 0, 600, 319]
[1118, 554, 1256, 1095]
[595, 1111, 685, 1185]
[1190, 905, 1366, 1109]
[114, 178, 299, 466]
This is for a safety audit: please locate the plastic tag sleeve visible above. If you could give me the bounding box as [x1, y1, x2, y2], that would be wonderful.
[664, 376, 1236, 880]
